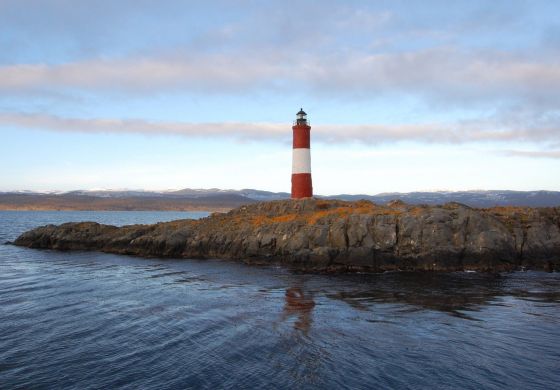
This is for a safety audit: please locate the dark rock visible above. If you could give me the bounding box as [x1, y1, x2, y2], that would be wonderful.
[13, 199, 560, 273]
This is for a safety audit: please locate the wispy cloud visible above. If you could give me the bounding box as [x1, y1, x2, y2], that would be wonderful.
[1, 112, 557, 148]
[0, 112, 286, 140]
[1, 48, 559, 110]
[502, 150, 560, 159]
[0, 56, 284, 93]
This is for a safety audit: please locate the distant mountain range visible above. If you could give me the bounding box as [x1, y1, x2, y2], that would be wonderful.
[64, 188, 292, 201]
[328, 190, 560, 208]
[0, 189, 559, 211]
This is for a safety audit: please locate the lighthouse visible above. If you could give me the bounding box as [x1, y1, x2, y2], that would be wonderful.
[291, 108, 313, 198]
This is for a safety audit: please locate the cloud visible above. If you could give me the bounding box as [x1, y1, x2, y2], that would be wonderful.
[1, 1, 559, 112]
[0, 112, 286, 140]
[1, 47, 559, 110]
[1, 1, 558, 155]
[1, 112, 558, 148]
[502, 150, 560, 159]
[0, 56, 285, 93]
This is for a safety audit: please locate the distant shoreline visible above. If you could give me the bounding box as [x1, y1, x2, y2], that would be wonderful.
[2, 190, 560, 210]
[0, 192, 253, 212]
[0, 206, 230, 212]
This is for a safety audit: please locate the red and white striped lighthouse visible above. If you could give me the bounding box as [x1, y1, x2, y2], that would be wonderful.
[291, 108, 313, 198]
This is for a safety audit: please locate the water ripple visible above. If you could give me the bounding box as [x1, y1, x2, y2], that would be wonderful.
[1, 211, 560, 388]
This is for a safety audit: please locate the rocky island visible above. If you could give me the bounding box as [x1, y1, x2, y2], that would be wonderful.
[13, 199, 560, 272]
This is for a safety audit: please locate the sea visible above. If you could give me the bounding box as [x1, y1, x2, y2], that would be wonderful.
[0, 211, 559, 389]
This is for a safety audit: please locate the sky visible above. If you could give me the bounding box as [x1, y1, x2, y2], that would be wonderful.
[1, 0, 559, 195]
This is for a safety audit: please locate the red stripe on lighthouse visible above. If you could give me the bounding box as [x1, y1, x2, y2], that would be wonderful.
[292, 126, 310, 148]
[291, 108, 313, 199]
[291, 173, 312, 198]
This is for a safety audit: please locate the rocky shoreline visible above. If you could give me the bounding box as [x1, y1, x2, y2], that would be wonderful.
[12, 199, 560, 272]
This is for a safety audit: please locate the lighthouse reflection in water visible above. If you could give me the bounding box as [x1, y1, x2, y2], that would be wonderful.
[281, 287, 315, 334]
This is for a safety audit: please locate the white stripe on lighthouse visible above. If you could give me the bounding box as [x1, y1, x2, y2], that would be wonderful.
[292, 148, 311, 174]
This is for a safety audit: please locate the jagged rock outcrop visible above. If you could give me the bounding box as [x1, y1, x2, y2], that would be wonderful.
[13, 199, 560, 272]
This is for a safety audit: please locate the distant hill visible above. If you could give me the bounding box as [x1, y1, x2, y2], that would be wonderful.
[0, 192, 256, 211]
[63, 188, 290, 200]
[328, 190, 560, 208]
[0, 189, 559, 210]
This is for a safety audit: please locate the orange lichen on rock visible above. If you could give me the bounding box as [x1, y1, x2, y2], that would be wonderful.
[407, 206, 428, 216]
[227, 199, 419, 228]
[305, 202, 399, 224]
[305, 208, 344, 224]
[271, 214, 299, 223]
[490, 206, 530, 215]
[250, 213, 299, 226]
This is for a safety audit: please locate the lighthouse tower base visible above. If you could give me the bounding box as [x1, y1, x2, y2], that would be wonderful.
[291, 173, 313, 198]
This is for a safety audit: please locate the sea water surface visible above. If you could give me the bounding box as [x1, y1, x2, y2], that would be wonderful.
[0, 211, 559, 389]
